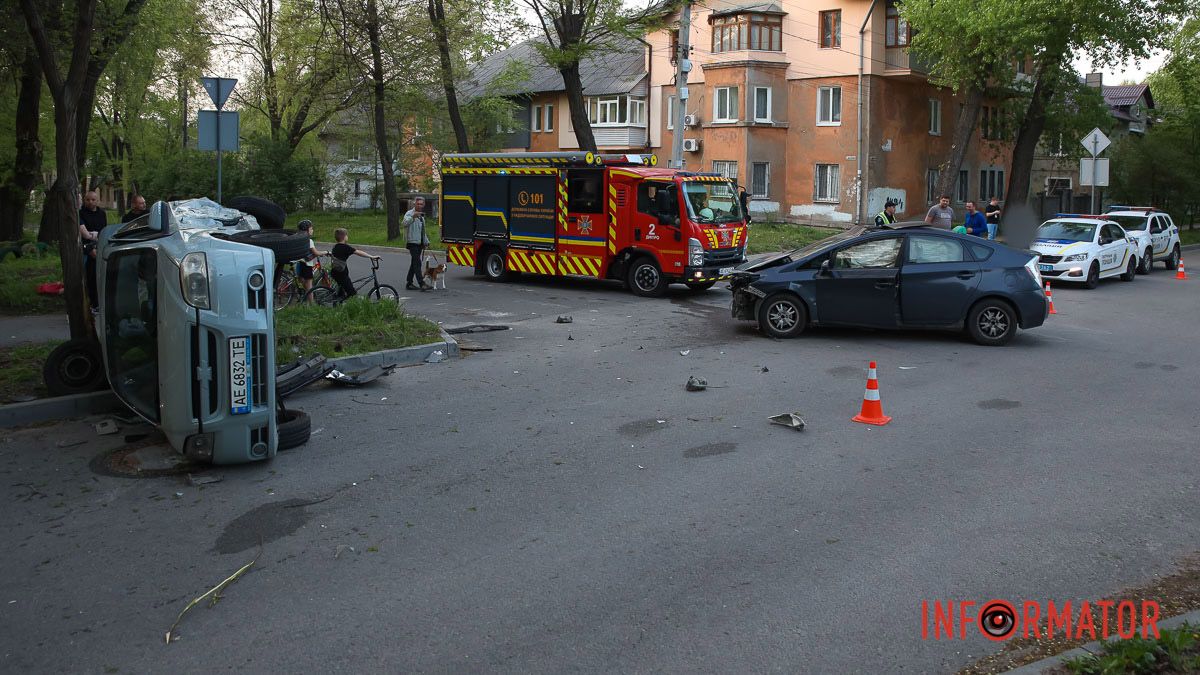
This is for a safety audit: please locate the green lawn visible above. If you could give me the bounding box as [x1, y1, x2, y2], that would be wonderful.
[0, 253, 67, 315]
[746, 222, 842, 254]
[0, 340, 61, 403]
[274, 298, 442, 362]
[1180, 228, 1200, 246]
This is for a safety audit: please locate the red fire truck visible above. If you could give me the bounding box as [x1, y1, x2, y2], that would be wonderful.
[439, 152, 748, 296]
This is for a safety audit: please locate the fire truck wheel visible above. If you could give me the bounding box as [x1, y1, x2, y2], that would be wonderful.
[483, 248, 510, 281]
[685, 280, 717, 292]
[627, 256, 667, 297]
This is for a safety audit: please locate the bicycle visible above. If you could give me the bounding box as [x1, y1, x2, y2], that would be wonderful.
[275, 255, 335, 309]
[304, 257, 399, 306]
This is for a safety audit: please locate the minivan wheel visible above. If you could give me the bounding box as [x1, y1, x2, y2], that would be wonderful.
[43, 338, 108, 396]
[1084, 261, 1101, 289]
[966, 299, 1016, 346]
[1121, 255, 1137, 281]
[758, 293, 808, 339]
[627, 257, 667, 297]
[277, 408, 311, 450]
[483, 249, 509, 281]
[1138, 248, 1153, 274]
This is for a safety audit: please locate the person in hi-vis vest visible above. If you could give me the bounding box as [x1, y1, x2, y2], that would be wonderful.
[874, 200, 898, 228]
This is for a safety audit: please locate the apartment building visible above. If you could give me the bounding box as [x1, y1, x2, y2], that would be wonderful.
[464, 0, 1013, 225]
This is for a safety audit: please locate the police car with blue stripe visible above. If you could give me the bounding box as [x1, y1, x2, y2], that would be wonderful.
[1104, 206, 1183, 273]
[1032, 216, 1139, 289]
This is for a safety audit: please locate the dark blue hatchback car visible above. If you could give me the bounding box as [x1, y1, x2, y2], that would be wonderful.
[729, 224, 1048, 346]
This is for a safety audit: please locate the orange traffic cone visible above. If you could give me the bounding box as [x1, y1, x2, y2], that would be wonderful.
[852, 361, 892, 426]
[1045, 282, 1057, 315]
[1176, 256, 1188, 280]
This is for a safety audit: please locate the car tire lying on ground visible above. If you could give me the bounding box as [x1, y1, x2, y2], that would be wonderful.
[276, 408, 311, 450]
[226, 229, 311, 262]
[43, 338, 109, 396]
[225, 196, 286, 229]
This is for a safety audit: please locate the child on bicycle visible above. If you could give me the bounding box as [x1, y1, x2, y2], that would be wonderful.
[296, 220, 330, 301]
[330, 228, 381, 297]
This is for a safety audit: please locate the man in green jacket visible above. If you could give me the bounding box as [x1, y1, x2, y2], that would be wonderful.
[404, 197, 431, 291]
[874, 200, 898, 228]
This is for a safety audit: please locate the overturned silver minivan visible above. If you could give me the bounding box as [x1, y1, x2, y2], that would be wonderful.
[97, 199, 283, 464]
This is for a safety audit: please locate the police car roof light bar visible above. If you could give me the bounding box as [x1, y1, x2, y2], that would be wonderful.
[1105, 205, 1158, 212]
[441, 151, 602, 167]
[1055, 213, 1108, 219]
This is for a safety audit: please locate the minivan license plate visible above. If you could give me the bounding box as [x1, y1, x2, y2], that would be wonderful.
[229, 337, 251, 414]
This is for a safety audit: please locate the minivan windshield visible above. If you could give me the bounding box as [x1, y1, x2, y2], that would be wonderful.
[1037, 222, 1097, 242]
[1106, 214, 1149, 231]
[683, 180, 744, 224]
[104, 249, 160, 422]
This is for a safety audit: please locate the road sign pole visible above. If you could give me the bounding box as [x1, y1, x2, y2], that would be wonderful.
[1089, 137, 1098, 214]
[216, 110, 222, 203]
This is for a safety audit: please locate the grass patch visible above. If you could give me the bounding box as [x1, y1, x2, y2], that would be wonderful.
[1058, 623, 1199, 674]
[291, 210, 440, 249]
[0, 253, 67, 315]
[1179, 228, 1200, 247]
[0, 340, 61, 403]
[746, 222, 843, 254]
[274, 297, 441, 361]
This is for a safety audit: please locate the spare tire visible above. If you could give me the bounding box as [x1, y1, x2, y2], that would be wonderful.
[276, 408, 311, 450]
[43, 338, 109, 396]
[225, 196, 286, 230]
[227, 229, 311, 262]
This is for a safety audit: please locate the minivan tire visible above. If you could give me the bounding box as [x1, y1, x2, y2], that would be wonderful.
[227, 229, 311, 262]
[43, 338, 108, 396]
[277, 408, 311, 450]
[226, 196, 286, 229]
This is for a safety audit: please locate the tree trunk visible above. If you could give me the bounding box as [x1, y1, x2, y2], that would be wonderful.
[1004, 58, 1062, 209]
[560, 63, 596, 152]
[934, 84, 985, 201]
[48, 99, 91, 340]
[367, 0, 401, 241]
[429, 0, 469, 152]
[0, 47, 44, 242]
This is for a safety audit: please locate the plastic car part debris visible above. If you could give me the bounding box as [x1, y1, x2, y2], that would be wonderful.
[164, 544, 261, 644]
[276, 354, 334, 399]
[680, 350, 691, 356]
[187, 474, 223, 487]
[444, 324, 510, 334]
[325, 364, 398, 386]
[556, 315, 573, 324]
[425, 350, 446, 364]
[94, 419, 119, 435]
[768, 412, 807, 430]
[685, 376, 708, 392]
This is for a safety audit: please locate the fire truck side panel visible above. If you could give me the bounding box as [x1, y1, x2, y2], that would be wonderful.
[474, 177, 508, 240]
[441, 174, 476, 242]
[506, 175, 557, 251]
[559, 168, 608, 278]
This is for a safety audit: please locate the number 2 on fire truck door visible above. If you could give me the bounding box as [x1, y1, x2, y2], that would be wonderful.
[508, 176, 557, 249]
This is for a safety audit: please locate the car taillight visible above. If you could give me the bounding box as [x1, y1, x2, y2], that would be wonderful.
[1024, 256, 1042, 287]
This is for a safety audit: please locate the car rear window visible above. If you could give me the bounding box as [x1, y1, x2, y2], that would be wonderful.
[969, 243, 993, 261]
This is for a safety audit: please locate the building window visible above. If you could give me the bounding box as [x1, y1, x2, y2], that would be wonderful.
[753, 87, 772, 122]
[980, 168, 1004, 201]
[666, 96, 675, 129]
[819, 10, 841, 48]
[629, 98, 646, 126]
[532, 105, 542, 132]
[585, 96, 646, 126]
[714, 86, 739, 122]
[815, 163, 840, 202]
[980, 105, 1004, 140]
[545, 104, 554, 132]
[928, 98, 941, 135]
[751, 162, 770, 197]
[956, 169, 969, 203]
[711, 13, 782, 53]
[926, 169, 939, 204]
[711, 160, 738, 196]
[817, 86, 841, 125]
[885, 0, 909, 46]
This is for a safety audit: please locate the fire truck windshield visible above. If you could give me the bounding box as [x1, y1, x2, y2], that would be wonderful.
[683, 181, 744, 225]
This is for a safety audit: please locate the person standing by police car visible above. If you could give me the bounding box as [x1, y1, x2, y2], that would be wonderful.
[874, 200, 898, 228]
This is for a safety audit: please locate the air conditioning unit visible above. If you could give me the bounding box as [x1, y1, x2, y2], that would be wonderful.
[682, 114, 698, 127]
[682, 138, 701, 152]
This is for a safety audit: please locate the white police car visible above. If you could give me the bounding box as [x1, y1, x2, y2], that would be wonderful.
[1105, 206, 1183, 273]
[1032, 217, 1138, 289]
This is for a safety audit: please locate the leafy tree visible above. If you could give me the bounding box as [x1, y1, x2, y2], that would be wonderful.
[0, 44, 44, 241]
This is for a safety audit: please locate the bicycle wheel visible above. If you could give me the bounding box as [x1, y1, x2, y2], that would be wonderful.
[306, 286, 341, 307]
[274, 268, 297, 310]
[369, 284, 400, 305]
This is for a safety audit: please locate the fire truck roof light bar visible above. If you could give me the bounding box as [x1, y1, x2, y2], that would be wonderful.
[596, 153, 659, 167]
[442, 152, 603, 167]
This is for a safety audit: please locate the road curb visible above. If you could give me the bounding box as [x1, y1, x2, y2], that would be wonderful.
[1001, 608, 1200, 674]
[0, 330, 461, 429]
[1181, 242, 1200, 253]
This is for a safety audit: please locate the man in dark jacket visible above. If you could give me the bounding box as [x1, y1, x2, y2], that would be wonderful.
[121, 195, 148, 223]
[78, 191, 109, 311]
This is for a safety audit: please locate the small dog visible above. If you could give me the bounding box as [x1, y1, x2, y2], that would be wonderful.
[423, 256, 447, 290]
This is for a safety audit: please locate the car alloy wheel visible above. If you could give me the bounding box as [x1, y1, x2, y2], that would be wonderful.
[977, 307, 1010, 339]
[1166, 246, 1179, 270]
[1085, 262, 1100, 289]
[768, 301, 798, 332]
[757, 293, 807, 339]
[1121, 256, 1136, 281]
[1139, 249, 1153, 274]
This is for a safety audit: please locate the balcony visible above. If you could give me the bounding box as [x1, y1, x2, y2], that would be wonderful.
[884, 50, 934, 80]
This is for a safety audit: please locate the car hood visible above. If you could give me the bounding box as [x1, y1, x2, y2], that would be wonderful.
[1031, 239, 1089, 253]
[737, 251, 793, 273]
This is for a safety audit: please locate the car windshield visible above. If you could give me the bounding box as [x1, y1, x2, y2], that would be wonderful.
[1107, 215, 1148, 231]
[1037, 222, 1096, 242]
[682, 180, 744, 224]
[104, 249, 160, 422]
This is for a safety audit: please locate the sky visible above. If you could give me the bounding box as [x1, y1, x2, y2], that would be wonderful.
[1075, 52, 1164, 85]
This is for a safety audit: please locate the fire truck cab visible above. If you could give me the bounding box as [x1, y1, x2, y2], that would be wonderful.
[440, 152, 748, 296]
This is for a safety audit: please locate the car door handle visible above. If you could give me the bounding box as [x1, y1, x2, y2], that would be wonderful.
[956, 271, 976, 279]
[875, 281, 895, 289]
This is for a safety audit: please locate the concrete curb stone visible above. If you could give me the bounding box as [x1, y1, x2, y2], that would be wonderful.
[1001, 608, 1200, 674]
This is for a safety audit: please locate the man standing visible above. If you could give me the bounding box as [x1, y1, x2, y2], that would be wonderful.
[78, 191, 109, 311]
[121, 194, 148, 223]
[985, 196, 1001, 240]
[403, 197, 431, 291]
[924, 195, 954, 230]
[737, 185, 752, 224]
[874, 199, 898, 228]
[963, 200, 988, 237]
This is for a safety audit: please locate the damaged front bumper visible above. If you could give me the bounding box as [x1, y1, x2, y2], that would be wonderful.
[731, 286, 764, 320]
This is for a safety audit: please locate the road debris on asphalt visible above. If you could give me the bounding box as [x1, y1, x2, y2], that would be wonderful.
[444, 324, 510, 334]
[761, 366, 770, 373]
[680, 350, 691, 356]
[55, 439, 87, 448]
[326, 364, 398, 386]
[556, 315, 573, 324]
[768, 412, 807, 431]
[424, 351, 446, 364]
[186, 474, 223, 487]
[94, 419, 119, 436]
[685, 376, 708, 391]
[164, 543, 262, 644]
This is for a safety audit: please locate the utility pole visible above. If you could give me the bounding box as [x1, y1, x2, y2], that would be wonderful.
[669, 0, 692, 170]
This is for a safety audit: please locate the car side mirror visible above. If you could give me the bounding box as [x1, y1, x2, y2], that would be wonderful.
[819, 259, 833, 276]
[1099, 238, 1111, 245]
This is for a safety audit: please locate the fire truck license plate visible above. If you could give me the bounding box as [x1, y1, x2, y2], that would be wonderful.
[229, 337, 251, 414]
[719, 267, 734, 276]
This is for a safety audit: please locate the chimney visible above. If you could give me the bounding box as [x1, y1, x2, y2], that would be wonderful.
[1085, 72, 1103, 88]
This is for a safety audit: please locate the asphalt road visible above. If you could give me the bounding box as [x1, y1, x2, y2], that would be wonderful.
[2, 252, 1198, 673]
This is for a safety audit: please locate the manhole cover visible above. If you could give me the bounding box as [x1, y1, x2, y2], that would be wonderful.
[90, 436, 202, 478]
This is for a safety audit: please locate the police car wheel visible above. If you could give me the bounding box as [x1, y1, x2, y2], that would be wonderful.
[483, 249, 509, 281]
[1084, 262, 1101, 289]
[628, 257, 666, 297]
[966, 299, 1016, 346]
[758, 293, 807, 339]
[1121, 255, 1137, 281]
[1165, 246, 1179, 270]
[1138, 249, 1153, 274]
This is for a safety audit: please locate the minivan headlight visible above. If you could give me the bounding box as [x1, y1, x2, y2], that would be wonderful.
[688, 238, 704, 267]
[180, 252, 211, 309]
